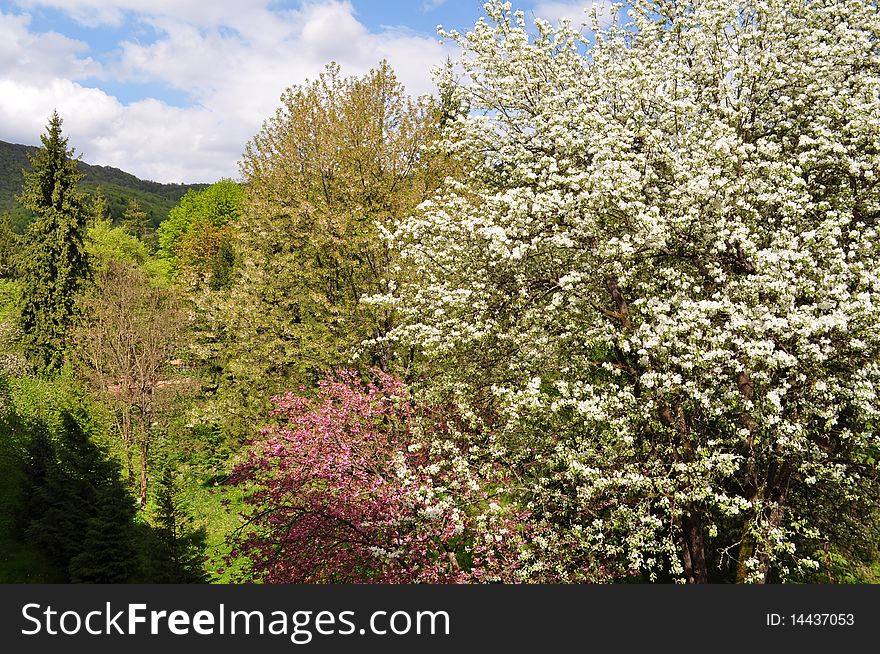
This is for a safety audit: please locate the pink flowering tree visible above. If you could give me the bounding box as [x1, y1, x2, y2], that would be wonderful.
[228, 370, 527, 583]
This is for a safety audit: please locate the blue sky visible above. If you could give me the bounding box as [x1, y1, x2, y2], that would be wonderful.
[0, 1, 606, 182]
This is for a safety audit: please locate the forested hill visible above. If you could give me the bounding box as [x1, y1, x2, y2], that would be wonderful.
[0, 139, 209, 232]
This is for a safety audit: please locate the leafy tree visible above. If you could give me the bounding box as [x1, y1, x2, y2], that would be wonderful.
[86, 218, 149, 272]
[383, 1, 880, 583]
[157, 179, 242, 284]
[73, 261, 185, 505]
[16, 112, 90, 370]
[196, 63, 447, 435]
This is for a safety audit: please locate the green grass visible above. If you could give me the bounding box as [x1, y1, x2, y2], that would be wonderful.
[176, 462, 250, 583]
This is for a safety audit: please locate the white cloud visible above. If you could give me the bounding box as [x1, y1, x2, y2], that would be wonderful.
[0, 1, 454, 182]
[531, 1, 614, 27]
[0, 78, 231, 182]
[10, 0, 258, 28]
[422, 0, 448, 12]
[0, 11, 100, 82]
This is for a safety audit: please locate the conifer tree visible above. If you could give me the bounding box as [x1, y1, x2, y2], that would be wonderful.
[69, 489, 138, 583]
[20, 413, 138, 583]
[17, 112, 90, 370]
[88, 187, 110, 227]
[122, 198, 156, 251]
[150, 463, 207, 583]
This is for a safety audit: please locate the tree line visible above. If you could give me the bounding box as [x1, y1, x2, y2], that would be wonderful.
[2, 0, 879, 584]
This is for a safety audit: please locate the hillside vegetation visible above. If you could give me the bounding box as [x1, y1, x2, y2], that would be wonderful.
[0, 139, 207, 232]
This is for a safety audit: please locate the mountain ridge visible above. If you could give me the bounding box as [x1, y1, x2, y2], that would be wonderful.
[0, 139, 210, 232]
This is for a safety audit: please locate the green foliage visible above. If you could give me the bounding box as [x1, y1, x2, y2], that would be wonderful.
[122, 198, 157, 252]
[0, 212, 20, 279]
[0, 139, 208, 233]
[87, 187, 109, 226]
[85, 212, 174, 288]
[0, 378, 54, 581]
[86, 218, 149, 270]
[148, 461, 208, 583]
[158, 179, 242, 278]
[16, 113, 91, 370]
[69, 487, 138, 583]
[143, 257, 173, 287]
[0, 370, 220, 583]
[16, 406, 138, 582]
[189, 63, 445, 434]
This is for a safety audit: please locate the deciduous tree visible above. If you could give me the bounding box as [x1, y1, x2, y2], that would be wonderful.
[74, 261, 185, 505]
[383, 0, 880, 582]
[229, 371, 527, 583]
[195, 63, 448, 435]
[158, 180, 242, 289]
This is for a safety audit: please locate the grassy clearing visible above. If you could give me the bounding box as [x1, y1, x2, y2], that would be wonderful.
[174, 462, 249, 583]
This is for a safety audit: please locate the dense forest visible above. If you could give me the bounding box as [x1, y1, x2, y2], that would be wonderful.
[1, 0, 879, 584]
[0, 139, 206, 233]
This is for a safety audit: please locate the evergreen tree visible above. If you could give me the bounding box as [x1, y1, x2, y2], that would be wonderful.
[16, 422, 79, 573]
[150, 462, 207, 583]
[69, 488, 138, 583]
[122, 199, 156, 252]
[0, 211, 20, 279]
[16, 112, 90, 370]
[88, 187, 110, 227]
[19, 413, 138, 583]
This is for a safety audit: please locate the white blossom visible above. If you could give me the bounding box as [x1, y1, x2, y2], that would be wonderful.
[373, 0, 880, 583]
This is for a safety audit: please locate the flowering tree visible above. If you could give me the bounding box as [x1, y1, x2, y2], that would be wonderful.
[382, 1, 880, 582]
[229, 371, 526, 583]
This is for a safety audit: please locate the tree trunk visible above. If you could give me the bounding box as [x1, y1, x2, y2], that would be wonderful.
[681, 511, 709, 583]
[120, 408, 136, 490]
[735, 364, 761, 583]
[660, 401, 709, 583]
[735, 533, 756, 583]
[736, 458, 792, 583]
[754, 464, 792, 583]
[139, 438, 149, 507]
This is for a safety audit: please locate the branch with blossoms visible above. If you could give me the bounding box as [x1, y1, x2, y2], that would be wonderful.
[227, 369, 532, 583]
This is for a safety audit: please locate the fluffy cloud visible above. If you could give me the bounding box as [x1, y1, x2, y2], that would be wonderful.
[10, 0, 263, 28]
[0, 12, 99, 82]
[1, 1, 452, 182]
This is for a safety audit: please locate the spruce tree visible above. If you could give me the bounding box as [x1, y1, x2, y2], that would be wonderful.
[17, 112, 90, 370]
[21, 413, 139, 583]
[122, 199, 156, 252]
[151, 462, 207, 583]
[88, 187, 110, 227]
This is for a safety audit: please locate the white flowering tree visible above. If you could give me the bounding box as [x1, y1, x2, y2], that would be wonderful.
[381, 0, 880, 582]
